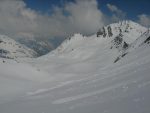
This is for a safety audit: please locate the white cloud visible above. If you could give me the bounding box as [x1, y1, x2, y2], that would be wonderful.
[0, 0, 107, 40]
[107, 4, 126, 22]
[0, 0, 38, 38]
[138, 14, 150, 27]
[107, 4, 121, 13]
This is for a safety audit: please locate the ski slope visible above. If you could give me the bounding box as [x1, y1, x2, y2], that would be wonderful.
[0, 21, 150, 113]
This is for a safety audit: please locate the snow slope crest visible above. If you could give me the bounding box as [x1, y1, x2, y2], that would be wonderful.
[53, 33, 86, 54]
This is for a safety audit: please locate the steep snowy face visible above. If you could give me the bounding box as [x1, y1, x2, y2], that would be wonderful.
[131, 29, 150, 49]
[0, 35, 37, 59]
[96, 21, 147, 52]
[97, 20, 147, 42]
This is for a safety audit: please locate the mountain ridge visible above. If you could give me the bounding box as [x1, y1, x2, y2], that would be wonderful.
[0, 34, 37, 59]
[43, 20, 149, 63]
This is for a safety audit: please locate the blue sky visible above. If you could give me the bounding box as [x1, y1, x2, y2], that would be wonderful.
[25, 0, 150, 21]
[24, 0, 74, 15]
[98, 0, 150, 20]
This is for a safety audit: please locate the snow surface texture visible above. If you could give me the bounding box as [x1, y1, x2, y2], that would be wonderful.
[0, 21, 150, 113]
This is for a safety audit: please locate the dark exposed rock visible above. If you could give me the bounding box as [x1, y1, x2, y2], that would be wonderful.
[144, 36, 150, 44]
[97, 29, 103, 37]
[107, 26, 113, 37]
[114, 52, 128, 63]
[0, 49, 9, 54]
[119, 28, 122, 33]
[97, 27, 107, 37]
[103, 27, 107, 37]
[123, 42, 129, 49]
[0, 40, 3, 43]
[113, 34, 123, 48]
[121, 53, 127, 57]
[114, 57, 120, 63]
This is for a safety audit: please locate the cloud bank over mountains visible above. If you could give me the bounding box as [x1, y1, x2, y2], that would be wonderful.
[0, 0, 149, 40]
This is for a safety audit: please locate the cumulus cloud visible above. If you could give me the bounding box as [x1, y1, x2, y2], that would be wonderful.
[107, 3, 126, 22]
[137, 14, 150, 27]
[0, 0, 107, 40]
[64, 0, 107, 34]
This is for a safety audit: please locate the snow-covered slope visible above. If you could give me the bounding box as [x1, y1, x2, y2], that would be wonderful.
[0, 34, 37, 58]
[0, 21, 150, 113]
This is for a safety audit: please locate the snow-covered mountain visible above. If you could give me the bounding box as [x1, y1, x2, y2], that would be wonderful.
[0, 20, 150, 113]
[0, 34, 37, 59]
[49, 20, 149, 62]
[18, 38, 54, 56]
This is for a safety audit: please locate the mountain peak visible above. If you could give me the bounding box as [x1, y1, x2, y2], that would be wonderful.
[44, 20, 150, 63]
[97, 20, 147, 44]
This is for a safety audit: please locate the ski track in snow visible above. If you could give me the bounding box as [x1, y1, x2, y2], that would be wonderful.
[52, 81, 129, 104]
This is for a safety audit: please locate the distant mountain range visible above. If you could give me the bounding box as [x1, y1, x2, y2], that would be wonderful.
[17, 38, 54, 56]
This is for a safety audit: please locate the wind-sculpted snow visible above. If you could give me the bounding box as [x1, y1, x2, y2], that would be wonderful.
[0, 21, 150, 113]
